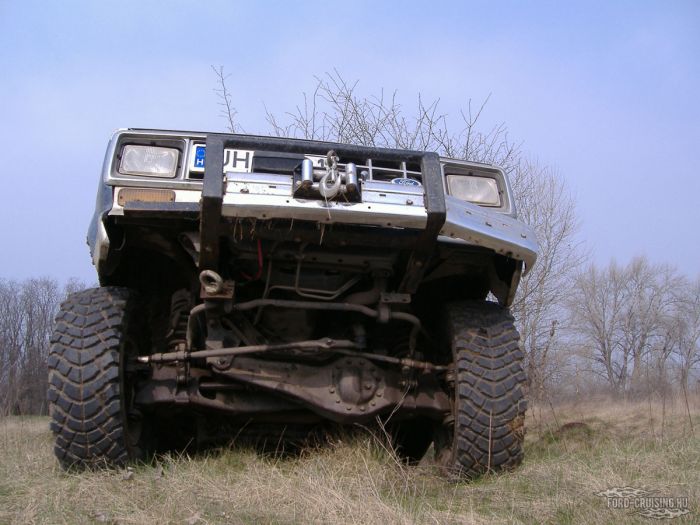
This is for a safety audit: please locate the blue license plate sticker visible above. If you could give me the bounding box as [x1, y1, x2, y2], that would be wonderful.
[194, 145, 206, 168]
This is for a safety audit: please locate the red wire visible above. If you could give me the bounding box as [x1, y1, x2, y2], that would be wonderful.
[241, 238, 263, 281]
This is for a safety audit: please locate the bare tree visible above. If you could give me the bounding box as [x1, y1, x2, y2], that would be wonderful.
[568, 261, 629, 393]
[0, 279, 24, 414]
[567, 256, 687, 397]
[212, 65, 239, 133]
[509, 159, 583, 399]
[260, 70, 522, 171]
[0, 278, 85, 415]
[622, 258, 681, 392]
[671, 277, 700, 393]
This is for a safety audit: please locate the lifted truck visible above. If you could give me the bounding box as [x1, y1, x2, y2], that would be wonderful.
[48, 130, 538, 477]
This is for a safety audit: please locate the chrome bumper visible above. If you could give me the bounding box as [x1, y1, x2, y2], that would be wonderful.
[101, 131, 538, 282]
[109, 185, 538, 271]
[441, 195, 537, 271]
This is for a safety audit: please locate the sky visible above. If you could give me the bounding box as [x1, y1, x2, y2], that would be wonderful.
[0, 0, 698, 282]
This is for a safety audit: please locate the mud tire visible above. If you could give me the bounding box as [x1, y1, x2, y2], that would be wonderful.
[47, 286, 149, 469]
[436, 301, 527, 478]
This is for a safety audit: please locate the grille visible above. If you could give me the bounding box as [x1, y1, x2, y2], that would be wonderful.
[185, 145, 424, 185]
[312, 155, 422, 184]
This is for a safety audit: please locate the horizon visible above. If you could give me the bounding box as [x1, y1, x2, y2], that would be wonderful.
[1, 0, 698, 282]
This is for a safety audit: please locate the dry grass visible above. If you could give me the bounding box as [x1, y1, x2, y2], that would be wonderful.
[1, 397, 698, 524]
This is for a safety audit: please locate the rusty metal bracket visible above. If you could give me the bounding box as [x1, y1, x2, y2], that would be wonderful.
[199, 281, 235, 300]
[399, 152, 446, 293]
[199, 135, 226, 271]
[197, 133, 446, 288]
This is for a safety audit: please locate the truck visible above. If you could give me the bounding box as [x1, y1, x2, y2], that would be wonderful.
[47, 129, 538, 478]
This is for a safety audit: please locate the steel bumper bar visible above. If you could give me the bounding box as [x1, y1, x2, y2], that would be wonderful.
[117, 191, 538, 273]
[198, 134, 446, 292]
[441, 195, 538, 272]
[111, 133, 538, 274]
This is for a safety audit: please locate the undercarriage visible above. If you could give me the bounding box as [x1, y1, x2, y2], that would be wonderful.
[48, 130, 536, 477]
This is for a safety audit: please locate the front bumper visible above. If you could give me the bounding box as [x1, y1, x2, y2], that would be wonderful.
[96, 132, 538, 289]
[108, 186, 537, 271]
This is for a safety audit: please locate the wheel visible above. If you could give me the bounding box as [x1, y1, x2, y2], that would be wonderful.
[435, 301, 527, 478]
[47, 286, 151, 469]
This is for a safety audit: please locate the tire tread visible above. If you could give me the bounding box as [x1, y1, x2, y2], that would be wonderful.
[446, 300, 527, 478]
[48, 286, 135, 468]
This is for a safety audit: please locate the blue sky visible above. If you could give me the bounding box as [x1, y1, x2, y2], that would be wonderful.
[0, 0, 698, 281]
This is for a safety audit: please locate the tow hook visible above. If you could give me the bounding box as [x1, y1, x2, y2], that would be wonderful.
[199, 270, 223, 294]
[319, 150, 342, 199]
[296, 150, 359, 201]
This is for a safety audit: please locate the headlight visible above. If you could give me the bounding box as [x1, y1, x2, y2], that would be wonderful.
[119, 145, 179, 178]
[447, 175, 501, 206]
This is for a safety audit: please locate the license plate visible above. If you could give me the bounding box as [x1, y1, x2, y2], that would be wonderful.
[189, 145, 255, 174]
[189, 146, 328, 175]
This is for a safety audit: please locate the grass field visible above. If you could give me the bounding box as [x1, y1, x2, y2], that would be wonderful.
[1, 398, 698, 524]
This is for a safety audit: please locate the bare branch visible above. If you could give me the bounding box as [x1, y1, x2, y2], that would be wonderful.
[211, 65, 239, 133]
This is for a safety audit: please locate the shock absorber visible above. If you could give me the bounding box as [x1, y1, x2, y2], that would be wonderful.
[166, 289, 193, 386]
[166, 289, 192, 352]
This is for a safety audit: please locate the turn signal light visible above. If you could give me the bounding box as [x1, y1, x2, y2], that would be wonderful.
[117, 188, 176, 206]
